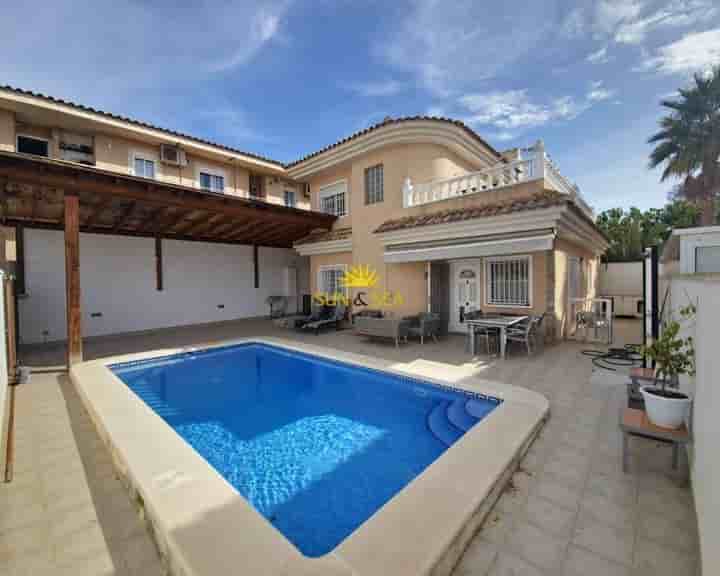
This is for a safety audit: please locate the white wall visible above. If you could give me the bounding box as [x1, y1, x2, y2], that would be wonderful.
[598, 261, 643, 297]
[19, 229, 304, 344]
[667, 274, 720, 575]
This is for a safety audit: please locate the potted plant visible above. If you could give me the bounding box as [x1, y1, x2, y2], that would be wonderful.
[640, 304, 695, 429]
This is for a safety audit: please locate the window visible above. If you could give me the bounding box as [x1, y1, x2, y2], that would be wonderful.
[485, 256, 532, 307]
[318, 265, 347, 296]
[696, 245, 720, 273]
[249, 173, 264, 198]
[16, 135, 49, 157]
[133, 156, 155, 179]
[199, 171, 225, 193]
[364, 164, 384, 204]
[284, 190, 296, 207]
[319, 181, 347, 217]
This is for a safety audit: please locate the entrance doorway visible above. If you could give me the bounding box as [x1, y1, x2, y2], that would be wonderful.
[449, 260, 480, 333]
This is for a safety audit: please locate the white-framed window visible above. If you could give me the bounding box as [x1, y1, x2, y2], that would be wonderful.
[318, 180, 347, 217]
[16, 134, 49, 157]
[364, 164, 384, 205]
[133, 156, 155, 179]
[284, 190, 296, 207]
[317, 265, 347, 296]
[485, 255, 532, 307]
[196, 166, 226, 193]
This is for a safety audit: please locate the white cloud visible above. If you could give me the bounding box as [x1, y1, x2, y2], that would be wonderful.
[561, 6, 586, 38]
[0, 1, 291, 111]
[591, 0, 717, 45]
[459, 90, 590, 130]
[347, 80, 405, 97]
[638, 28, 720, 74]
[587, 80, 616, 101]
[381, 0, 552, 96]
[586, 46, 609, 63]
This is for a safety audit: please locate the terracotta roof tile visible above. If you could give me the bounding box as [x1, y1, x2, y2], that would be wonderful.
[374, 191, 567, 234]
[286, 116, 503, 168]
[295, 227, 352, 245]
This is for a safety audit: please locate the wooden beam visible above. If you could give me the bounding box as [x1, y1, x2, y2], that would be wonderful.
[83, 196, 113, 228]
[184, 213, 226, 237]
[137, 206, 167, 234]
[224, 220, 267, 241]
[155, 208, 190, 235]
[31, 188, 42, 221]
[0, 156, 335, 229]
[254, 224, 304, 246]
[112, 202, 137, 233]
[251, 224, 293, 244]
[64, 194, 82, 366]
[209, 219, 241, 238]
[173, 211, 211, 236]
[155, 236, 163, 291]
[3, 218, 290, 247]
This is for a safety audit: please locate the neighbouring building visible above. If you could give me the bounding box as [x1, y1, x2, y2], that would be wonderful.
[0, 86, 608, 355]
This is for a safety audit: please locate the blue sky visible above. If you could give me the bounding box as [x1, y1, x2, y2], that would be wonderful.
[2, 0, 720, 213]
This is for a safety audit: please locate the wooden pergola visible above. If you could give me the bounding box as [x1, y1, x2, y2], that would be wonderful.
[0, 152, 335, 366]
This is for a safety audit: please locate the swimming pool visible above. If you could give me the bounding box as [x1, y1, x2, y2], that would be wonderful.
[111, 342, 501, 556]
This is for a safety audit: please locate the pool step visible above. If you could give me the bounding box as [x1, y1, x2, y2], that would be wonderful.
[466, 399, 496, 421]
[427, 402, 463, 447]
[446, 399, 479, 431]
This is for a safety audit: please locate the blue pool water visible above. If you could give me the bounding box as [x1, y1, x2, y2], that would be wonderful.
[111, 343, 501, 556]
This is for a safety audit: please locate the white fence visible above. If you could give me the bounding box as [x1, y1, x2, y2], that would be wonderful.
[402, 140, 595, 220]
[665, 274, 719, 574]
[567, 297, 613, 344]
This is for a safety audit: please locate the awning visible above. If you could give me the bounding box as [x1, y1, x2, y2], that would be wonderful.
[383, 232, 555, 263]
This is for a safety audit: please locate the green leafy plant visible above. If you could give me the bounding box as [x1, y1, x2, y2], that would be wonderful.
[641, 303, 696, 393]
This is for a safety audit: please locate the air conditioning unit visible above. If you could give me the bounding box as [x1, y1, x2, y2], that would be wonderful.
[160, 144, 187, 166]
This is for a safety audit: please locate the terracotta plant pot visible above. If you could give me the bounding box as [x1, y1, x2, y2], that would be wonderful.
[640, 386, 691, 429]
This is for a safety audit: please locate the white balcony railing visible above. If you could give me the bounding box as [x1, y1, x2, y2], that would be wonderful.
[402, 140, 595, 220]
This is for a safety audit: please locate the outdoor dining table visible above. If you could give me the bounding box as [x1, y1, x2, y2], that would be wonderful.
[466, 315, 529, 359]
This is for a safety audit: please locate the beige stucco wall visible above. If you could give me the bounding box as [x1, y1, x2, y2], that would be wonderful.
[0, 109, 15, 152]
[306, 162, 354, 229]
[264, 177, 310, 210]
[304, 142, 549, 319]
[553, 238, 600, 338]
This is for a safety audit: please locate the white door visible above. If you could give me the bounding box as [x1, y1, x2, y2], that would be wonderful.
[449, 261, 480, 333]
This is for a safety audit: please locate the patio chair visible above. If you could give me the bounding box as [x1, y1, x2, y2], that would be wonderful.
[405, 313, 441, 344]
[293, 304, 327, 329]
[302, 304, 346, 334]
[505, 317, 537, 356]
[354, 315, 409, 348]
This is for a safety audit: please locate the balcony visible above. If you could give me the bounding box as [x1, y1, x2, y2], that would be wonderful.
[403, 140, 595, 220]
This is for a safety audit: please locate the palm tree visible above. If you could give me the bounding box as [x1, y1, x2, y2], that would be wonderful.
[649, 66, 720, 226]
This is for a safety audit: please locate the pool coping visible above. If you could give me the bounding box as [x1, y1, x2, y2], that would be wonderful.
[70, 337, 549, 576]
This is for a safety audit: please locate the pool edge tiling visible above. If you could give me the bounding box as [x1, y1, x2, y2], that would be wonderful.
[70, 338, 549, 576]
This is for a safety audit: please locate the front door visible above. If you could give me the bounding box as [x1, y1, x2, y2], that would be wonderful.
[449, 260, 480, 333]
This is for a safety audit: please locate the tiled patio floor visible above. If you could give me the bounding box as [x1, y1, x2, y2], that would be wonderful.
[1, 319, 698, 575]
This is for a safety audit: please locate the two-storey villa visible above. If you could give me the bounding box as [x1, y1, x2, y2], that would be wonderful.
[0, 86, 607, 362]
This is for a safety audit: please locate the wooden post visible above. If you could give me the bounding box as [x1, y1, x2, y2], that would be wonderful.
[64, 194, 82, 366]
[155, 236, 163, 291]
